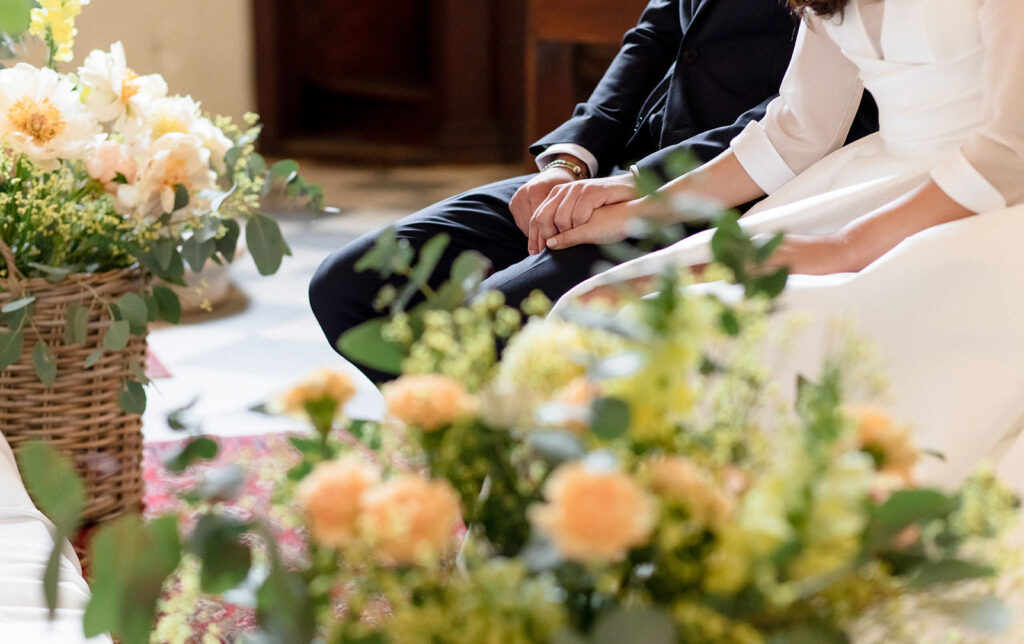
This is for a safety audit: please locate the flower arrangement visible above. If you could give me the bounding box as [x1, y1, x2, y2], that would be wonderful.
[21, 209, 1021, 643]
[0, 1, 319, 408]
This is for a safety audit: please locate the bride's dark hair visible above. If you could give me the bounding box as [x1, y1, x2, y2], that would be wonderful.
[786, 0, 850, 18]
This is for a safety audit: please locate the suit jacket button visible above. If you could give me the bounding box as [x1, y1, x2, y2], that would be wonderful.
[682, 49, 699, 64]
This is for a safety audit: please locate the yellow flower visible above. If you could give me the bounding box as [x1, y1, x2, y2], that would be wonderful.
[529, 461, 655, 564]
[847, 405, 918, 484]
[297, 456, 380, 549]
[29, 0, 89, 63]
[703, 524, 751, 595]
[646, 456, 735, 528]
[383, 374, 475, 431]
[358, 474, 462, 565]
[271, 368, 356, 423]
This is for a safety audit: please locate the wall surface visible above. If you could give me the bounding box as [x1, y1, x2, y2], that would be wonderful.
[23, 0, 256, 120]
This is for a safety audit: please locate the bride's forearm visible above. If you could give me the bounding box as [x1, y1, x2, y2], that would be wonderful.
[838, 179, 974, 270]
[656, 150, 767, 215]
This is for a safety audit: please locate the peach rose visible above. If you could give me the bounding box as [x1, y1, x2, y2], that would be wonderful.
[358, 474, 462, 565]
[529, 462, 655, 564]
[383, 374, 475, 431]
[274, 368, 356, 420]
[646, 456, 735, 528]
[297, 456, 380, 548]
[86, 140, 137, 192]
[848, 405, 918, 485]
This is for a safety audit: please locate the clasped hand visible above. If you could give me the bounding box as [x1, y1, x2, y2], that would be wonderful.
[509, 171, 641, 254]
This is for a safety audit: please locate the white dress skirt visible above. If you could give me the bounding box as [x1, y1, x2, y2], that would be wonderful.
[0, 433, 111, 643]
[555, 0, 1024, 492]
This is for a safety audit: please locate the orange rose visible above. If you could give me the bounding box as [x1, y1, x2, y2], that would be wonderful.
[383, 374, 475, 431]
[646, 456, 735, 528]
[297, 456, 379, 548]
[358, 474, 462, 565]
[848, 405, 918, 485]
[529, 462, 655, 563]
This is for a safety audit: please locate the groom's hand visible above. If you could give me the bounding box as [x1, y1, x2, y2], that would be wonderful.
[527, 174, 636, 255]
[510, 160, 582, 238]
[545, 198, 649, 250]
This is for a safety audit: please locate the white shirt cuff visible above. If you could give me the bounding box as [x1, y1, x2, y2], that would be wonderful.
[930, 151, 1008, 213]
[730, 121, 797, 194]
[535, 144, 599, 178]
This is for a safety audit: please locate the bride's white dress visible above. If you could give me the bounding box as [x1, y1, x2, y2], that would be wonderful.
[557, 0, 1024, 492]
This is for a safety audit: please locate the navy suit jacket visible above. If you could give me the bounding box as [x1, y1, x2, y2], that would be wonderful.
[530, 0, 877, 177]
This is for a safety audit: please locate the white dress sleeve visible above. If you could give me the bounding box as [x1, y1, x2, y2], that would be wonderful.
[729, 17, 865, 194]
[930, 0, 1024, 212]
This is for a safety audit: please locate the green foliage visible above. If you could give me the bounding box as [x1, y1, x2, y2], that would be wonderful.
[0, 0, 32, 38]
[118, 379, 147, 414]
[16, 442, 85, 616]
[589, 397, 630, 440]
[246, 212, 292, 275]
[337, 318, 406, 375]
[84, 515, 182, 644]
[711, 213, 790, 299]
[163, 436, 219, 473]
[63, 302, 89, 345]
[188, 514, 253, 594]
[32, 340, 56, 386]
[0, 329, 23, 369]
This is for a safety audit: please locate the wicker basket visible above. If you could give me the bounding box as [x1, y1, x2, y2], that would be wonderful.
[0, 243, 146, 548]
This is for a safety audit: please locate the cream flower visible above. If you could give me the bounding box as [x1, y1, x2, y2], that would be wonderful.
[118, 95, 201, 150]
[383, 374, 475, 432]
[192, 115, 233, 174]
[298, 456, 380, 549]
[529, 461, 655, 564]
[0, 63, 100, 170]
[847, 405, 918, 485]
[358, 474, 462, 565]
[125, 132, 215, 218]
[79, 42, 168, 123]
[86, 140, 137, 192]
[646, 456, 735, 528]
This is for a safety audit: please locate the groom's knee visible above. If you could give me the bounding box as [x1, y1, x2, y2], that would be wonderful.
[309, 241, 377, 351]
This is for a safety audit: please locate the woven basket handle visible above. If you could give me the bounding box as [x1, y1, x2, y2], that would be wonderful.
[0, 237, 25, 292]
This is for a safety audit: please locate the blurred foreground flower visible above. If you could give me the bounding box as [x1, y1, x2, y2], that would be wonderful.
[383, 374, 475, 432]
[298, 456, 380, 549]
[530, 461, 655, 564]
[359, 474, 462, 565]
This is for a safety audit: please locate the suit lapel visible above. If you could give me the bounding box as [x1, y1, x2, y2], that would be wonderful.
[686, 0, 718, 34]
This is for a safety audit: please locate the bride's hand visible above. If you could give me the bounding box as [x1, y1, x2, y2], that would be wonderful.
[544, 198, 648, 250]
[768, 232, 856, 275]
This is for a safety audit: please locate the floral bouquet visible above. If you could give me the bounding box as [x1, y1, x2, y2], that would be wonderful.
[24, 211, 1021, 643]
[0, 0, 318, 408]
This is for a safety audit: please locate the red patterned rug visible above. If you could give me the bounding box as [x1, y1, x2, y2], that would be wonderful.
[143, 432, 306, 642]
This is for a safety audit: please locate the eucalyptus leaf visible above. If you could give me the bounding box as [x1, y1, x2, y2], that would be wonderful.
[83, 515, 181, 643]
[181, 236, 216, 273]
[164, 436, 219, 473]
[590, 397, 631, 440]
[526, 431, 586, 464]
[189, 514, 253, 594]
[172, 184, 189, 212]
[152, 285, 182, 325]
[84, 348, 104, 368]
[119, 379, 147, 414]
[269, 159, 299, 184]
[337, 318, 404, 375]
[246, 213, 291, 276]
[16, 441, 85, 535]
[27, 262, 71, 281]
[256, 554, 316, 644]
[114, 293, 149, 335]
[1, 296, 34, 313]
[216, 218, 241, 263]
[0, 329, 24, 370]
[908, 559, 996, 589]
[103, 320, 131, 351]
[64, 302, 89, 345]
[32, 341, 56, 386]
